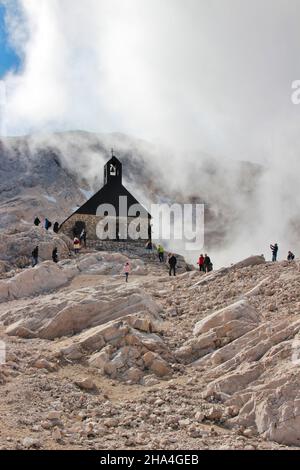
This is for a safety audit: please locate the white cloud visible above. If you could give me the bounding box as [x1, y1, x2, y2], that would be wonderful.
[2, 0, 298, 155]
[2, 0, 300, 263]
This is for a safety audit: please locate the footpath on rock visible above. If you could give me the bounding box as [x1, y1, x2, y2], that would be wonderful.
[0, 231, 300, 450]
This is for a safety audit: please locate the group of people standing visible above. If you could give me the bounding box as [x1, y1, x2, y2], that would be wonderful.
[270, 243, 296, 262]
[31, 246, 58, 267]
[197, 253, 213, 273]
[32, 217, 60, 267]
[155, 244, 177, 276]
[152, 242, 214, 277]
[34, 217, 59, 233]
[145, 242, 178, 276]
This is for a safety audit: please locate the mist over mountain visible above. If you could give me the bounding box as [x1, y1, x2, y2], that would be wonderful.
[2, 1, 300, 265]
[0, 130, 265, 265]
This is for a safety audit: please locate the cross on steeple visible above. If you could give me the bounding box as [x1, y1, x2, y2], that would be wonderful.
[111, 148, 114, 157]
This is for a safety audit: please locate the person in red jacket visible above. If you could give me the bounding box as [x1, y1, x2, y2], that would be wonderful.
[73, 237, 81, 255]
[197, 254, 205, 272]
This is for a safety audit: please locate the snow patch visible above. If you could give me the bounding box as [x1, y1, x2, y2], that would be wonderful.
[80, 188, 93, 200]
[43, 194, 57, 203]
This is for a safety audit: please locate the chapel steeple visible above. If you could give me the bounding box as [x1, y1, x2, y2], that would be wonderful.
[103, 149, 122, 186]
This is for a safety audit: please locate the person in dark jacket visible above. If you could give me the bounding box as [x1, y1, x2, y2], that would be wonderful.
[53, 222, 59, 234]
[270, 243, 278, 262]
[32, 246, 39, 267]
[80, 228, 87, 248]
[34, 217, 41, 226]
[287, 251, 295, 262]
[45, 218, 52, 231]
[204, 254, 212, 273]
[168, 254, 177, 276]
[52, 247, 58, 263]
[145, 240, 153, 252]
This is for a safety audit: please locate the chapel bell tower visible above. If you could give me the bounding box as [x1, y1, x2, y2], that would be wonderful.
[104, 149, 122, 186]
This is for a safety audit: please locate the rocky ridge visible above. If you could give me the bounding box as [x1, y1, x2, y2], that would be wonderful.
[0, 245, 300, 450]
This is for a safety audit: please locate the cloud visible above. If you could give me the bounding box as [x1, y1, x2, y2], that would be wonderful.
[2, 0, 300, 264]
[1, 0, 297, 152]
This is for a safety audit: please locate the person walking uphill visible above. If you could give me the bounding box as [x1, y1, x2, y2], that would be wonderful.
[52, 247, 58, 263]
[145, 240, 153, 252]
[157, 244, 165, 262]
[270, 243, 278, 262]
[123, 262, 131, 282]
[32, 246, 39, 267]
[168, 254, 177, 276]
[197, 254, 205, 272]
[53, 222, 59, 234]
[45, 218, 52, 231]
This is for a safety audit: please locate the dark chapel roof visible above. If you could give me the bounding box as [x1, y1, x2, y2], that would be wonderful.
[65, 154, 151, 219]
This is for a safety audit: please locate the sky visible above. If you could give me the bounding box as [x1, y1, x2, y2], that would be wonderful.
[1, 0, 300, 264]
[0, 0, 299, 160]
[0, 3, 19, 77]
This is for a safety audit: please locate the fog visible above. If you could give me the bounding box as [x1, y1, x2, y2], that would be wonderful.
[2, 0, 300, 266]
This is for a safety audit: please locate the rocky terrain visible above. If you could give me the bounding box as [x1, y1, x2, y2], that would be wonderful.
[0, 132, 297, 450]
[0, 226, 299, 450]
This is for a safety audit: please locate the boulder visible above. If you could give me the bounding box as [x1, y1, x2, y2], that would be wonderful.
[32, 358, 57, 371]
[142, 351, 172, 377]
[22, 437, 41, 449]
[4, 284, 161, 340]
[124, 367, 143, 383]
[0, 261, 69, 303]
[150, 358, 172, 377]
[75, 377, 96, 391]
[88, 349, 111, 371]
[193, 300, 259, 337]
[231, 255, 266, 269]
[0, 225, 70, 269]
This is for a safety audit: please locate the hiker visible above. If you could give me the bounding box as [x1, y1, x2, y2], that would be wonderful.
[32, 246, 39, 267]
[157, 244, 164, 262]
[80, 228, 87, 248]
[197, 253, 205, 272]
[168, 253, 177, 276]
[204, 254, 213, 273]
[52, 247, 58, 263]
[148, 224, 152, 241]
[287, 251, 295, 262]
[124, 261, 131, 282]
[73, 237, 81, 255]
[45, 218, 52, 231]
[270, 243, 278, 262]
[53, 222, 59, 234]
[34, 217, 41, 226]
[145, 240, 153, 252]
